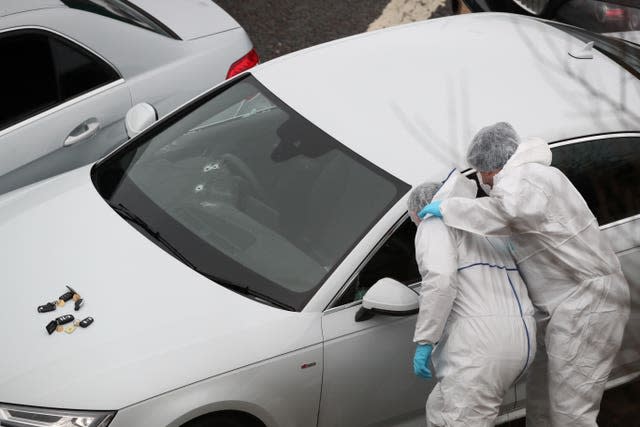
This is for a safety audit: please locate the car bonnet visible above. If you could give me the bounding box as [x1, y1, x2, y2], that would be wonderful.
[0, 166, 321, 409]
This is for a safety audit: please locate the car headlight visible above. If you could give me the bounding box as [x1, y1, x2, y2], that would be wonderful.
[0, 403, 114, 426]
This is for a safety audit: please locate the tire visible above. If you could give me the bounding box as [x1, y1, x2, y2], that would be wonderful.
[183, 411, 264, 427]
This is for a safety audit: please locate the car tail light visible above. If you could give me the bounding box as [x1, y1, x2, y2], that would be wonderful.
[604, 7, 625, 18]
[226, 48, 260, 79]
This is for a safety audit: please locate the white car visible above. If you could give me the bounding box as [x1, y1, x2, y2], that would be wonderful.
[0, 0, 257, 195]
[0, 12, 638, 427]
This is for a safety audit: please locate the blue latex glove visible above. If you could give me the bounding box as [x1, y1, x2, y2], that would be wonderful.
[418, 200, 443, 219]
[413, 344, 433, 379]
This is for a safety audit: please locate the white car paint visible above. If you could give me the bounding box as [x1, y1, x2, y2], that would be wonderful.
[0, 166, 322, 411]
[255, 13, 640, 188]
[0, 12, 638, 427]
[128, 0, 241, 40]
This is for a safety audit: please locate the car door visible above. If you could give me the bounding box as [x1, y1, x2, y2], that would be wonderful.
[549, 134, 640, 377]
[0, 28, 130, 193]
[318, 217, 429, 427]
[319, 217, 517, 426]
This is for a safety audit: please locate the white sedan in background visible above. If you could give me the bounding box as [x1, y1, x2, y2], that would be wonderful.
[0, 0, 257, 195]
[0, 12, 638, 427]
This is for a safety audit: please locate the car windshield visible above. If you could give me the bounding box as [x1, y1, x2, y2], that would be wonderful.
[92, 75, 408, 311]
[545, 20, 640, 79]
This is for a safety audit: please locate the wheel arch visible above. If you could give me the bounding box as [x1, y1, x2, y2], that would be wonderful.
[181, 409, 266, 427]
[171, 401, 274, 427]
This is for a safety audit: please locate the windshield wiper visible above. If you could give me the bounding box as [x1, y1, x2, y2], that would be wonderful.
[112, 203, 197, 270]
[111, 203, 296, 312]
[199, 272, 296, 312]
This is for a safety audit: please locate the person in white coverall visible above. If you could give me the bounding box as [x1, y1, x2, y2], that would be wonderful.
[419, 123, 631, 427]
[408, 171, 536, 427]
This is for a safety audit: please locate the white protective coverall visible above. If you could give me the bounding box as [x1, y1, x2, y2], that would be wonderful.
[439, 138, 631, 426]
[414, 171, 535, 427]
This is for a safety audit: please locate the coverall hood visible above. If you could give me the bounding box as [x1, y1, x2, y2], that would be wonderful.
[502, 137, 552, 171]
[432, 170, 477, 202]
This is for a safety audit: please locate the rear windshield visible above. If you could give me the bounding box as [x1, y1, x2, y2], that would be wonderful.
[545, 21, 640, 79]
[61, 0, 178, 39]
[92, 75, 409, 311]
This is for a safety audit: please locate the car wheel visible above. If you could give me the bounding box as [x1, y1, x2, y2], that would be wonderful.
[182, 411, 264, 427]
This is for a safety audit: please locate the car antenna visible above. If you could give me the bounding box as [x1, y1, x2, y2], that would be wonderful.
[569, 41, 594, 60]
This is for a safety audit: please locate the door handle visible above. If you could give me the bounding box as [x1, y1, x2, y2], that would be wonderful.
[64, 118, 100, 146]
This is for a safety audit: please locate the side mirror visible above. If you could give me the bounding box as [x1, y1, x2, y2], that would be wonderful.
[355, 278, 419, 322]
[125, 103, 158, 138]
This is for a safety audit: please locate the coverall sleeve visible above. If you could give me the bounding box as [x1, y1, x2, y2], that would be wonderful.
[439, 175, 549, 237]
[413, 218, 459, 345]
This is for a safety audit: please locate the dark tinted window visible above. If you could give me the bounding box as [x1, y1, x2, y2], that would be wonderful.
[0, 30, 119, 131]
[551, 137, 640, 225]
[0, 33, 58, 130]
[62, 0, 178, 39]
[336, 219, 420, 306]
[50, 37, 118, 100]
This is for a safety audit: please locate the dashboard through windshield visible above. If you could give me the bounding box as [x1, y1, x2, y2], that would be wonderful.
[92, 75, 409, 311]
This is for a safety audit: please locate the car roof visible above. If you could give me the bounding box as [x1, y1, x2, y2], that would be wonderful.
[252, 12, 640, 185]
[1, 0, 64, 17]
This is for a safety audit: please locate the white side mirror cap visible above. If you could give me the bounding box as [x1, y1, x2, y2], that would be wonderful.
[125, 103, 157, 138]
[356, 278, 419, 322]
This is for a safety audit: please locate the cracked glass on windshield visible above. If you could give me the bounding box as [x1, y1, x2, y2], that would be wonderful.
[92, 75, 409, 311]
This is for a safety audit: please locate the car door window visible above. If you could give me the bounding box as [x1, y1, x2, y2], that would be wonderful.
[0, 32, 58, 130]
[49, 37, 118, 100]
[0, 30, 119, 131]
[335, 218, 420, 306]
[551, 136, 640, 225]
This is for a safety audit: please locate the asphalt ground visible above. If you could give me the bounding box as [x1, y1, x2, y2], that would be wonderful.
[216, 1, 640, 425]
[216, 0, 389, 61]
[216, 0, 456, 61]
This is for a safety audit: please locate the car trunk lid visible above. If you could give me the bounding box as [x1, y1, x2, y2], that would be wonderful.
[127, 0, 240, 40]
